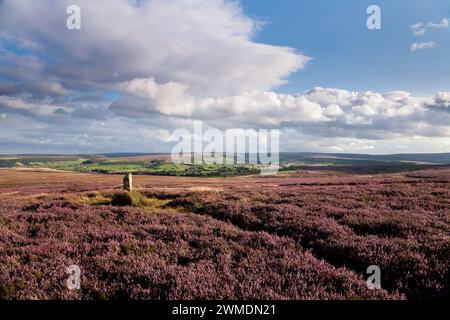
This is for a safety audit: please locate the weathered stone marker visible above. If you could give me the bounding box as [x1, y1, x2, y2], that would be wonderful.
[123, 173, 133, 192]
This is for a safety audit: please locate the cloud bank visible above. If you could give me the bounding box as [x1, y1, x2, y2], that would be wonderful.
[2, 83, 450, 154]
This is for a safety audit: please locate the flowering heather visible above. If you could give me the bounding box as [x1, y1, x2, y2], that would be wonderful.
[0, 198, 398, 300]
[162, 171, 450, 299]
[0, 168, 449, 300]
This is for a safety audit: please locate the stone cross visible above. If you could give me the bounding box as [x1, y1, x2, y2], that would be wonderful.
[123, 173, 133, 192]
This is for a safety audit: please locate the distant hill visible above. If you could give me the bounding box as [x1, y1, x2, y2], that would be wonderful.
[2, 152, 450, 165]
[280, 153, 450, 164]
[99, 152, 450, 165]
[100, 153, 168, 158]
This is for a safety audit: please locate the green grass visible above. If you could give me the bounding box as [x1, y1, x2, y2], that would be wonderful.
[81, 190, 171, 209]
[5, 154, 433, 177]
[2, 154, 265, 177]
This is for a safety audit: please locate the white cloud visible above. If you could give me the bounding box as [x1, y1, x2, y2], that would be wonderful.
[116, 80, 434, 128]
[410, 18, 449, 36]
[428, 91, 450, 110]
[2, 86, 450, 154]
[427, 17, 449, 29]
[410, 22, 426, 36]
[410, 41, 438, 52]
[0, 0, 309, 97]
[110, 80, 450, 153]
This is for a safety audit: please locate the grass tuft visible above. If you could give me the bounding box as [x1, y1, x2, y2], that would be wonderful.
[110, 190, 149, 208]
[78, 189, 172, 209]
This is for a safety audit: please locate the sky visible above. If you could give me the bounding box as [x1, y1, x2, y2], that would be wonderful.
[0, 0, 450, 154]
[242, 0, 450, 95]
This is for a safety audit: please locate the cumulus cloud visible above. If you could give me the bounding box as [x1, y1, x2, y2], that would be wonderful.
[1, 86, 450, 153]
[0, 0, 309, 97]
[426, 92, 450, 112]
[115, 79, 436, 130]
[410, 41, 438, 52]
[435, 92, 450, 106]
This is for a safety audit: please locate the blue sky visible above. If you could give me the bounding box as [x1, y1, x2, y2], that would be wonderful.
[0, 0, 450, 154]
[243, 0, 450, 95]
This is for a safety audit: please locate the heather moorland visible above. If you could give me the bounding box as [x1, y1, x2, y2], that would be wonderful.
[0, 167, 448, 300]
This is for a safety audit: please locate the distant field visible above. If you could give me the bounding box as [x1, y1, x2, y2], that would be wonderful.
[108, 154, 171, 162]
[0, 167, 448, 300]
[0, 155, 260, 177]
[1, 153, 450, 177]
